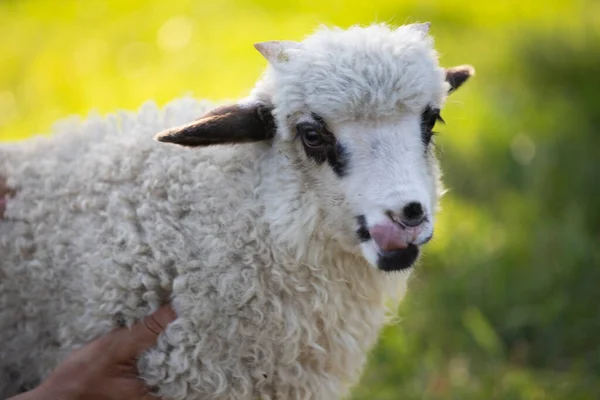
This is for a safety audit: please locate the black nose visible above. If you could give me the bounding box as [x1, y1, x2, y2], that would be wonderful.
[401, 202, 426, 227]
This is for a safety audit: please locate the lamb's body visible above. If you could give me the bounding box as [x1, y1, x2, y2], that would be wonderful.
[0, 99, 402, 399]
[0, 23, 474, 399]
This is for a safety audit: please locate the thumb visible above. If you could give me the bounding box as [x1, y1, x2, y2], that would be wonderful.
[116, 305, 178, 360]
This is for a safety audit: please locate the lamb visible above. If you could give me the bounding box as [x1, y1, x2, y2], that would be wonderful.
[0, 23, 473, 399]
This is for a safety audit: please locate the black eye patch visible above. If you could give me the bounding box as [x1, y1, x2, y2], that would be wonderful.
[328, 142, 349, 177]
[420, 106, 444, 146]
[296, 114, 349, 178]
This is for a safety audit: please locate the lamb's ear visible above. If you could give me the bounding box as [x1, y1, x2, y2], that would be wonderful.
[407, 22, 431, 34]
[445, 65, 475, 94]
[254, 41, 301, 67]
[154, 103, 276, 147]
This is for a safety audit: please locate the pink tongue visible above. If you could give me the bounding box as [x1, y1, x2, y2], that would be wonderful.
[369, 222, 409, 251]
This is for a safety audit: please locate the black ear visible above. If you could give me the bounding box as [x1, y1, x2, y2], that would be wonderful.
[445, 65, 475, 94]
[155, 103, 276, 147]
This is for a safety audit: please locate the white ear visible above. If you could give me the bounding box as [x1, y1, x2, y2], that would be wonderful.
[408, 22, 431, 34]
[254, 40, 301, 66]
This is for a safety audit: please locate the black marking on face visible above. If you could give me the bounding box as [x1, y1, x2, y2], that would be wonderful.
[420, 106, 444, 146]
[356, 215, 371, 242]
[327, 142, 349, 178]
[377, 244, 419, 271]
[297, 114, 348, 178]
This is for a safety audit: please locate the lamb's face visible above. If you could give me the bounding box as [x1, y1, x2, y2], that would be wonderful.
[154, 23, 473, 272]
[283, 110, 443, 271]
[254, 23, 474, 271]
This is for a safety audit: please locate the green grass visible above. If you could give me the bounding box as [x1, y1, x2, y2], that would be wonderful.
[2, 0, 599, 398]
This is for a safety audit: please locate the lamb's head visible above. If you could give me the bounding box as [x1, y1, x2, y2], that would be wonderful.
[155, 23, 474, 272]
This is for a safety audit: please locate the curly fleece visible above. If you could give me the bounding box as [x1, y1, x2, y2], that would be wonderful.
[0, 23, 449, 399]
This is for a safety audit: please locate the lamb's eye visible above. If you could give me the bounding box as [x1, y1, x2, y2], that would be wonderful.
[297, 122, 326, 149]
[302, 129, 324, 148]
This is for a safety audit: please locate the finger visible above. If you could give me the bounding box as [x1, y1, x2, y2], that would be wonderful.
[110, 377, 156, 399]
[119, 305, 178, 359]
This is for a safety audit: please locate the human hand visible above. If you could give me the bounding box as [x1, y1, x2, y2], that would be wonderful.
[11, 305, 177, 400]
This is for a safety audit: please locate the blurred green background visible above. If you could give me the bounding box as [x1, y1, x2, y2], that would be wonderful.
[1, 0, 599, 398]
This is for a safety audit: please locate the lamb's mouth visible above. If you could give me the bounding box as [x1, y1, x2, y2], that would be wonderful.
[377, 244, 419, 271]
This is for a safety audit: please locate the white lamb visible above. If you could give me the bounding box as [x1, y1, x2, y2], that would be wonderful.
[0, 23, 473, 399]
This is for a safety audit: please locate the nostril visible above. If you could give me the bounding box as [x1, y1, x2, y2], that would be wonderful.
[401, 202, 425, 227]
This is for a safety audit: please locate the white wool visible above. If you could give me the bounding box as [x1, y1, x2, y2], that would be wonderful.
[253, 23, 449, 138]
[0, 23, 462, 399]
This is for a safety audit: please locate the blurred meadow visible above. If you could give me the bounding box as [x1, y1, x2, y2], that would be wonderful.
[1, 0, 599, 398]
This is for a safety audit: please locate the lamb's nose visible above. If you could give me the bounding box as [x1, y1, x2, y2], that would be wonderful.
[400, 202, 426, 227]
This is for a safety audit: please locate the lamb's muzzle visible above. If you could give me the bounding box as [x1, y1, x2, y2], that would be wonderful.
[357, 212, 431, 271]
